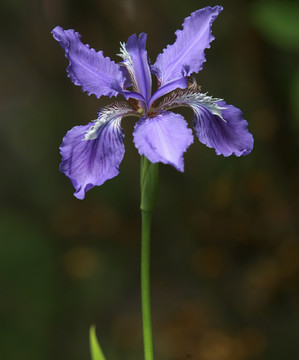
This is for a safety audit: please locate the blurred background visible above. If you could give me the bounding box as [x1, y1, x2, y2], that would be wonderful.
[1, 0, 298, 359]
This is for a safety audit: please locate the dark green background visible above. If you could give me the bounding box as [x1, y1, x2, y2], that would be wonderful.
[1, 0, 298, 359]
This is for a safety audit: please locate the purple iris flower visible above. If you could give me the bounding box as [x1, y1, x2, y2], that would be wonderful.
[52, 6, 253, 199]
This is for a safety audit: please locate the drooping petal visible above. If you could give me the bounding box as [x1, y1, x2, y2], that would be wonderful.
[52, 26, 125, 98]
[133, 111, 194, 171]
[60, 103, 136, 199]
[152, 6, 223, 87]
[118, 33, 152, 105]
[193, 101, 254, 156]
[156, 85, 253, 156]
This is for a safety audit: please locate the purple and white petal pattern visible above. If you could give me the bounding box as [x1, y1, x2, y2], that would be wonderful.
[156, 86, 253, 157]
[193, 101, 254, 157]
[60, 103, 135, 199]
[152, 6, 223, 87]
[133, 111, 194, 171]
[52, 26, 125, 98]
[156, 83, 225, 119]
[119, 33, 152, 104]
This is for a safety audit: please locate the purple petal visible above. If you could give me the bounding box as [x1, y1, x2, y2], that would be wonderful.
[121, 90, 146, 103]
[119, 33, 152, 108]
[126, 33, 152, 102]
[133, 111, 194, 171]
[52, 26, 125, 98]
[152, 6, 223, 87]
[193, 101, 254, 157]
[59, 103, 135, 199]
[154, 84, 253, 157]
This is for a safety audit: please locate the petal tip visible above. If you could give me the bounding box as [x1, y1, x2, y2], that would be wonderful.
[73, 188, 85, 200]
[51, 25, 63, 36]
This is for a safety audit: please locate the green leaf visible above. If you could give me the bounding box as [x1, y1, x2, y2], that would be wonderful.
[251, 0, 299, 51]
[89, 326, 107, 360]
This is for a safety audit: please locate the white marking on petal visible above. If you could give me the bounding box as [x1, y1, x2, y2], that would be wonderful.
[117, 42, 138, 93]
[118, 42, 131, 63]
[191, 92, 226, 122]
[156, 82, 226, 122]
[84, 101, 137, 140]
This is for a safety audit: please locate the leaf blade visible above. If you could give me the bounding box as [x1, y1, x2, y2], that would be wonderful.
[89, 326, 107, 360]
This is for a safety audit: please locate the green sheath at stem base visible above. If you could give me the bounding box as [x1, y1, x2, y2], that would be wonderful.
[140, 156, 159, 360]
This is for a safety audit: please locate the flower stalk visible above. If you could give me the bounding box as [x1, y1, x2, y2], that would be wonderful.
[140, 156, 159, 360]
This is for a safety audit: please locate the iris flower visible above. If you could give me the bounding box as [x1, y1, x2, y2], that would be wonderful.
[52, 6, 253, 199]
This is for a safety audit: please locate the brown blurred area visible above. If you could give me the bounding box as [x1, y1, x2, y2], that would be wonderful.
[0, 0, 298, 359]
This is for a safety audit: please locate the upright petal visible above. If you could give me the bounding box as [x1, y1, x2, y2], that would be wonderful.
[152, 6, 223, 87]
[52, 26, 125, 98]
[133, 111, 194, 171]
[60, 103, 136, 199]
[119, 33, 152, 104]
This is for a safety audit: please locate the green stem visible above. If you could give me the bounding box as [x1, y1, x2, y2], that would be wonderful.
[141, 210, 154, 360]
[140, 156, 159, 360]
